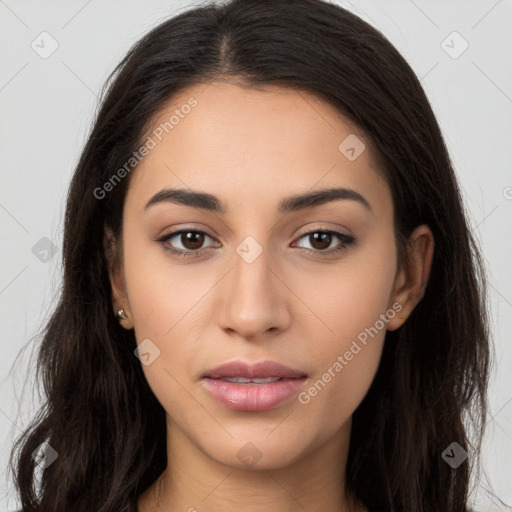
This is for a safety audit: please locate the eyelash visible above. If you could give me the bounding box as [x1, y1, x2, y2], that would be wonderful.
[156, 227, 356, 259]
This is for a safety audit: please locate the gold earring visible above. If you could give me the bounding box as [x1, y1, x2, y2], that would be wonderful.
[116, 309, 128, 320]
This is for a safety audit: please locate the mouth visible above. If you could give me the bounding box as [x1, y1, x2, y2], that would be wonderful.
[201, 360, 308, 411]
[215, 376, 286, 384]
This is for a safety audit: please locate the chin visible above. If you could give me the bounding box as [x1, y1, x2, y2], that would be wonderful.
[200, 431, 309, 471]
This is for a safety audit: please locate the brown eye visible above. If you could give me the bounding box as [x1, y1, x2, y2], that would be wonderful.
[294, 229, 356, 256]
[308, 232, 333, 250]
[179, 231, 206, 250]
[158, 229, 218, 256]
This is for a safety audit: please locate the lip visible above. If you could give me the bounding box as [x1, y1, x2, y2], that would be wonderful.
[201, 360, 308, 412]
[202, 360, 308, 380]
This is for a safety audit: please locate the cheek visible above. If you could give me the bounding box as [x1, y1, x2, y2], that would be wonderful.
[294, 240, 396, 415]
[120, 233, 207, 395]
[122, 230, 212, 341]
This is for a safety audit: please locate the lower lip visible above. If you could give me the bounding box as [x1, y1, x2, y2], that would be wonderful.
[202, 377, 308, 411]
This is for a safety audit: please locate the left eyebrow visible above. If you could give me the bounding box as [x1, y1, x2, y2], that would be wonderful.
[277, 187, 372, 213]
[143, 186, 372, 214]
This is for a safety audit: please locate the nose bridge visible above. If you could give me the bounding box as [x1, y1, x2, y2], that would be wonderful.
[218, 233, 288, 337]
[231, 234, 276, 303]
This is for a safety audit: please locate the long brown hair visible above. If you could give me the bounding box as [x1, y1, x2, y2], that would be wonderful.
[8, 1, 491, 510]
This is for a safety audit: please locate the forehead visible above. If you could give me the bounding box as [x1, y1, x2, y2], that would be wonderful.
[125, 81, 392, 217]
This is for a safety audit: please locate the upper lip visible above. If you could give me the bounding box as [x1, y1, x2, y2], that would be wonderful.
[202, 360, 308, 379]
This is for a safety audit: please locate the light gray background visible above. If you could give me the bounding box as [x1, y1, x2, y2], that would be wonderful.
[1, 0, 511, 510]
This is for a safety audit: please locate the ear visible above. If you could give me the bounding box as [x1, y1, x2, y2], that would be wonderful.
[386, 225, 434, 331]
[104, 226, 133, 329]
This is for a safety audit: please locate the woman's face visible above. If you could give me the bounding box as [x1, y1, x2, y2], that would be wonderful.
[111, 81, 409, 469]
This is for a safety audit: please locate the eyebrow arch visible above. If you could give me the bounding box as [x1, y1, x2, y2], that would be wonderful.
[143, 186, 372, 214]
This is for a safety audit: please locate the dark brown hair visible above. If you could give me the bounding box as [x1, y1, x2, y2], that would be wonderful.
[8, 0, 492, 510]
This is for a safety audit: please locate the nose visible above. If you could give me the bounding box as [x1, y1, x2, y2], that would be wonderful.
[217, 240, 291, 341]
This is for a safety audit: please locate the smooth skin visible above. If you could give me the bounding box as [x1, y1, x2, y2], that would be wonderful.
[106, 81, 434, 512]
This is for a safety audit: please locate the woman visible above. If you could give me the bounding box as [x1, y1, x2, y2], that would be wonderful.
[8, 0, 491, 510]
